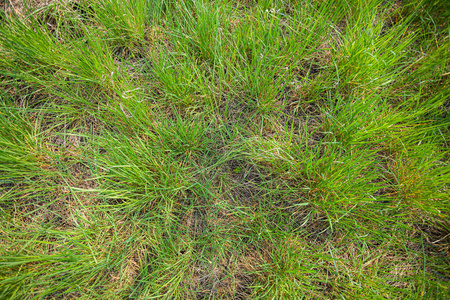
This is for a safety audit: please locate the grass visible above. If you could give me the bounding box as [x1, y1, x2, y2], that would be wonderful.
[0, 0, 449, 299]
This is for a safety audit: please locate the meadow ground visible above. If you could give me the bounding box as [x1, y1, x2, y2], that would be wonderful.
[0, 0, 449, 299]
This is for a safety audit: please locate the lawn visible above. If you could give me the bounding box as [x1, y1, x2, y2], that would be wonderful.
[0, 0, 449, 299]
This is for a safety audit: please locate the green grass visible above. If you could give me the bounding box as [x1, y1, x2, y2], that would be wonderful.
[0, 0, 449, 299]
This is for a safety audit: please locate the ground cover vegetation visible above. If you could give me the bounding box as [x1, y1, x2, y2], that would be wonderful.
[0, 0, 449, 298]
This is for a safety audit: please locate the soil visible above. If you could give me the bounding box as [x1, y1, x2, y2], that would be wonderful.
[2, 0, 69, 17]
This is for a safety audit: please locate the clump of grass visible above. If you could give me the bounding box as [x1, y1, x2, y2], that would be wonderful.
[1, 0, 449, 299]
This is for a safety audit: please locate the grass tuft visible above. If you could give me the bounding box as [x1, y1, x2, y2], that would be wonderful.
[1, 0, 449, 299]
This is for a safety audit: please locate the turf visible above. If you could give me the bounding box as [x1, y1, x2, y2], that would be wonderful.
[0, 0, 449, 299]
